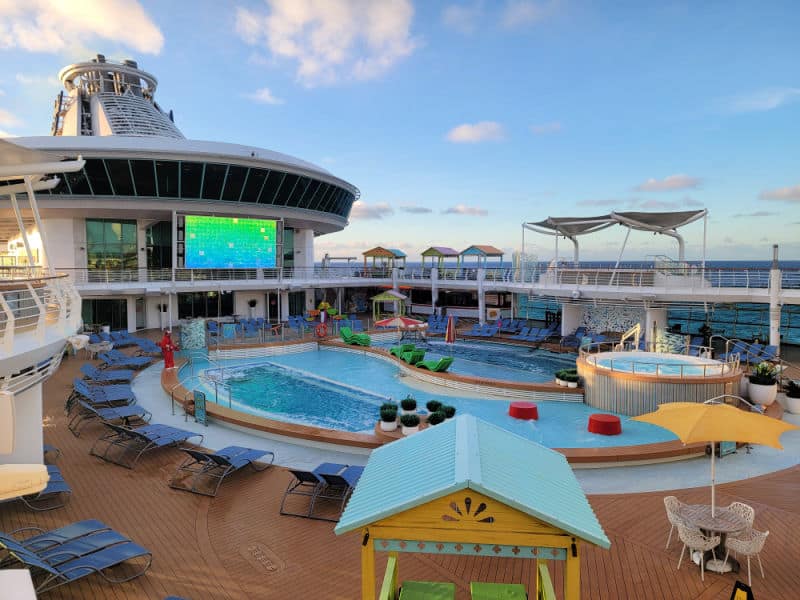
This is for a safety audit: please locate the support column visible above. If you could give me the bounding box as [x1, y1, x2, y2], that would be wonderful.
[430, 268, 439, 316]
[564, 542, 580, 600]
[361, 528, 375, 600]
[279, 290, 290, 322]
[769, 245, 782, 352]
[126, 297, 137, 332]
[645, 308, 668, 351]
[0, 386, 44, 464]
[477, 268, 485, 324]
[561, 303, 584, 336]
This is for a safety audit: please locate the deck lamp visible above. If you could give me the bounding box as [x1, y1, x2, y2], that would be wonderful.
[0, 392, 49, 500]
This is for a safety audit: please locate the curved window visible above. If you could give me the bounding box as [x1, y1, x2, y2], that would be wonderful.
[48, 158, 356, 219]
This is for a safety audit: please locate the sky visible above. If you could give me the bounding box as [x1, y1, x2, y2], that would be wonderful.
[1, 0, 799, 262]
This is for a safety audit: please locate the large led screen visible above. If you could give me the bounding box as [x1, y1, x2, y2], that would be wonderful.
[184, 215, 277, 268]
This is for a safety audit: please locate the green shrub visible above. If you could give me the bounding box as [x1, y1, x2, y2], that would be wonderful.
[442, 405, 456, 418]
[380, 407, 398, 422]
[400, 413, 420, 427]
[562, 372, 580, 383]
[426, 400, 443, 413]
[400, 395, 417, 411]
[381, 402, 398, 412]
[784, 380, 800, 398]
[427, 411, 446, 426]
[749, 362, 777, 385]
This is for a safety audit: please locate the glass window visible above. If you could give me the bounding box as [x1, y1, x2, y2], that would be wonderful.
[105, 159, 135, 196]
[64, 168, 92, 195]
[242, 169, 268, 202]
[201, 163, 227, 200]
[221, 166, 248, 201]
[86, 218, 138, 271]
[283, 227, 294, 268]
[286, 176, 310, 207]
[130, 160, 156, 196]
[259, 171, 285, 204]
[180, 162, 204, 198]
[275, 174, 299, 206]
[298, 180, 322, 209]
[308, 183, 329, 211]
[84, 159, 113, 195]
[146, 221, 172, 269]
[155, 160, 179, 197]
[319, 185, 339, 212]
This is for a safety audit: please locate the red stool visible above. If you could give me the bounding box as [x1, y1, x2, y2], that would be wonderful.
[509, 401, 538, 420]
[588, 413, 622, 435]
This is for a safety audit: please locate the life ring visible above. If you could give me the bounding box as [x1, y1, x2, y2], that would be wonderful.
[315, 323, 328, 338]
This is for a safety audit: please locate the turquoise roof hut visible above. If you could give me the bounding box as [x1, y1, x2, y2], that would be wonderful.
[336, 415, 610, 600]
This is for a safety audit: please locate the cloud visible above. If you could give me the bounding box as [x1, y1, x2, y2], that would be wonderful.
[235, 0, 417, 86]
[442, 2, 483, 34]
[442, 204, 488, 216]
[399, 204, 433, 214]
[634, 174, 702, 192]
[0, 0, 163, 55]
[759, 184, 800, 202]
[349, 201, 394, 220]
[530, 121, 561, 135]
[0, 108, 21, 128]
[725, 87, 800, 113]
[244, 87, 284, 105]
[733, 211, 777, 218]
[445, 121, 505, 143]
[501, 0, 558, 28]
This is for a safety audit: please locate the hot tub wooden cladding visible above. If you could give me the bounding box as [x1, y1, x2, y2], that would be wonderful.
[577, 355, 740, 416]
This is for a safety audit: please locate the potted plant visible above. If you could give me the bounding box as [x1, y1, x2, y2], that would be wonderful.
[400, 395, 417, 415]
[426, 399, 443, 413]
[748, 361, 778, 406]
[442, 405, 456, 419]
[379, 405, 398, 432]
[427, 411, 446, 426]
[555, 369, 566, 386]
[400, 413, 420, 435]
[562, 372, 580, 389]
[784, 380, 800, 414]
[247, 298, 257, 318]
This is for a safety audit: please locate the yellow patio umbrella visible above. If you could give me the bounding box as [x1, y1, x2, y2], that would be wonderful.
[633, 400, 799, 516]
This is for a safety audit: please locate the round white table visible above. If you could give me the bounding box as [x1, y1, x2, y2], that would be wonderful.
[679, 504, 747, 573]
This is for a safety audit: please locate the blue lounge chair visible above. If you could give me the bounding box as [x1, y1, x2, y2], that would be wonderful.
[110, 330, 138, 347]
[466, 323, 483, 336]
[5, 519, 112, 553]
[98, 350, 152, 370]
[510, 326, 531, 340]
[280, 462, 357, 521]
[43, 443, 61, 462]
[169, 445, 275, 496]
[133, 338, 161, 355]
[687, 336, 705, 356]
[80, 363, 135, 383]
[90, 423, 204, 469]
[757, 345, 779, 362]
[719, 340, 749, 361]
[67, 379, 136, 414]
[1, 464, 71, 511]
[351, 319, 365, 332]
[0, 522, 152, 594]
[315, 465, 365, 520]
[68, 399, 151, 437]
[744, 343, 764, 364]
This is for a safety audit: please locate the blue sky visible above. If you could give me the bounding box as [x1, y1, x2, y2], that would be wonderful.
[1, 0, 799, 261]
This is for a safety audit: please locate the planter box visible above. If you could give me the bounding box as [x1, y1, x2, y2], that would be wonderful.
[748, 382, 777, 406]
[785, 395, 800, 415]
[401, 425, 419, 435]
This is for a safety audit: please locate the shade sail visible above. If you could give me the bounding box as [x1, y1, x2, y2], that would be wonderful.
[525, 210, 707, 237]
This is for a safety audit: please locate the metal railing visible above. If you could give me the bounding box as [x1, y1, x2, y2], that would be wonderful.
[579, 341, 740, 378]
[0, 272, 82, 356]
[46, 265, 800, 291]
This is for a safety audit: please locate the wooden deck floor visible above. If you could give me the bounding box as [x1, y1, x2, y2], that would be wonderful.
[2, 346, 799, 599]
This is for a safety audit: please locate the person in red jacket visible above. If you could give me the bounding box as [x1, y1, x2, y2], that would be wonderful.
[157, 330, 179, 369]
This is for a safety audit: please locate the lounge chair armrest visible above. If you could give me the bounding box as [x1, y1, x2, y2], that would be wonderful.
[9, 526, 46, 538]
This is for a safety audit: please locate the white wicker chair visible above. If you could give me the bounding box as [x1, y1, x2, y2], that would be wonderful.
[725, 528, 769, 586]
[726, 501, 755, 529]
[664, 496, 688, 550]
[676, 523, 720, 581]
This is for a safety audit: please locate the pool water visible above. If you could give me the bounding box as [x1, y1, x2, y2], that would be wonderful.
[197, 348, 676, 447]
[590, 351, 727, 376]
[378, 339, 577, 383]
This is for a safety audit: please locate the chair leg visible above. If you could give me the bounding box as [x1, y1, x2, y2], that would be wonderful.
[666, 525, 674, 550]
[700, 551, 705, 582]
[747, 556, 751, 587]
[677, 544, 686, 570]
[757, 553, 764, 579]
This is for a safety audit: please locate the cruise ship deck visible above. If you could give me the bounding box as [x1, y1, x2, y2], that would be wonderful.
[3, 342, 798, 599]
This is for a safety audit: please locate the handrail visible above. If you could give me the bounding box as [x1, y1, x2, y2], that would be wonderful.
[579, 342, 740, 378]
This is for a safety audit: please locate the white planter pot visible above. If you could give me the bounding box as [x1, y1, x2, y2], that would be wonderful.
[401, 425, 419, 435]
[557, 379, 567, 387]
[400, 408, 417, 416]
[567, 381, 578, 388]
[785, 395, 800, 415]
[748, 382, 777, 406]
[380, 420, 398, 432]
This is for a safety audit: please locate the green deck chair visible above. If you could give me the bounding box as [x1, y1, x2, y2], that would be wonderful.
[399, 580, 456, 599]
[415, 356, 454, 372]
[470, 582, 528, 599]
[390, 343, 416, 358]
[339, 326, 371, 346]
[400, 348, 426, 365]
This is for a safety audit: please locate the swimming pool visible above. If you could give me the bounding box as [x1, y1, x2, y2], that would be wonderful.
[197, 348, 676, 448]
[586, 351, 730, 376]
[378, 339, 577, 382]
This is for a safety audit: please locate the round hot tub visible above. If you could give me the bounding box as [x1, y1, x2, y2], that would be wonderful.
[578, 351, 741, 416]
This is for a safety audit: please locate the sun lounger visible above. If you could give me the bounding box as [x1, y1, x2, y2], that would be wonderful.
[67, 379, 136, 413]
[280, 462, 352, 520]
[0, 521, 152, 594]
[133, 338, 161, 355]
[4, 520, 112, 554]
[110, 330, 139, 347]
[416, 356, 454, 372]
[339, 326, 371, 346]
[68, 399, 151, 437]
[43, 444, 61, 462]
[509, 326, 531, 340]
[169, 445, 275, 496]
[80, 363, 135, 383]
[390, 343, 416, 358]
[314, 466, 365, 521]
[719, 340, 749, 361]
[743, 343, 764, 364]
[466, 323, 483, 336]
[400, 348, 426, 365]
[1, 464, 71, 511]
[98, 351, 151, 370]
[756, 345, 778, 362]
[90, 423, 204, 469]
